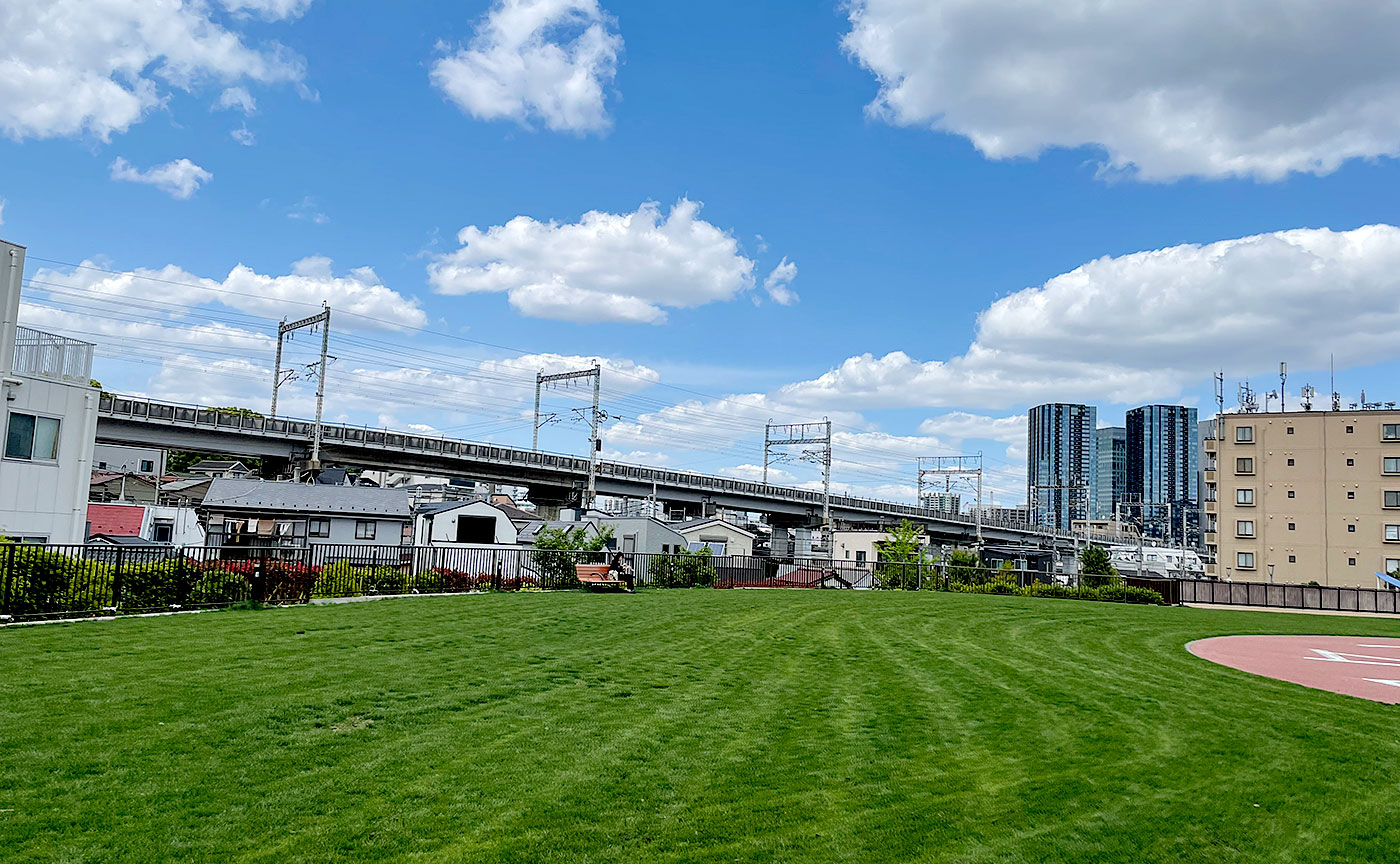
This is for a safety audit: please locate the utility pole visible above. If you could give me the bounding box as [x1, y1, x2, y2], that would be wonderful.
[271, 306, 331, 419]
[917, 454, 984, 545]
[534, 364, 603, 508]
[269, 305, 332, 472]
[764, 419, 834, 540]
[312, 304, 330, 468]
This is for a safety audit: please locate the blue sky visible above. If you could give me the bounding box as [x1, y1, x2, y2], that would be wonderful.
[3, 0, 1399, 506]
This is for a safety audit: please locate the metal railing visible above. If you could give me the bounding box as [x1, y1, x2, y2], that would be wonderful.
[1179, 578, 1400, 614]
[0, 542, 1183, 622]
[96, 393, 1075, 542]
[13, 326, 94, 383]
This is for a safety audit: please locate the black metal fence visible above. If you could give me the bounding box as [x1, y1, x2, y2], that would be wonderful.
[1179, 578, 1400, 614]
[0, 542, 1197, 623]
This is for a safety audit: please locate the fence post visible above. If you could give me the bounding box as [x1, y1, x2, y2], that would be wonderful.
[112, 547, 126, 610]
[252, 554, 266, 605]
[0, 542, 13, 615]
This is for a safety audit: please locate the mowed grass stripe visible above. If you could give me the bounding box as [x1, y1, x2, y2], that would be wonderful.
[3, 590, 1400, 863]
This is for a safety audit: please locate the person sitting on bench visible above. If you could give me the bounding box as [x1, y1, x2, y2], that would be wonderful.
[608, 551, 635, 592]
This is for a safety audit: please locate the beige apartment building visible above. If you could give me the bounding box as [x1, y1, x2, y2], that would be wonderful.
[1204, 410, 1400, 587]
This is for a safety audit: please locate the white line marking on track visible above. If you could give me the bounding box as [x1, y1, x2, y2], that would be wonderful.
[1363, 679, 1400, 688]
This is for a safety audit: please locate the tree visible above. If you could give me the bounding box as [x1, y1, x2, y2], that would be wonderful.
[875, 520, 929, 589]
[945, 548, 986, 585]
[1080, 544, 1118, 588]
[530, 524, 615, 586]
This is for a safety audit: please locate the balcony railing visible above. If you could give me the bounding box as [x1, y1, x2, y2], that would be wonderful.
[12, 326, 94, 383]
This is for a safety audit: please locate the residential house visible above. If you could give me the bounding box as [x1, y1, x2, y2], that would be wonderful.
[415, 499, 520, 545]
[517, 519, 602, 547]
[0, 239, 100, 544]
[86, 502, 207, 546]
[831, 528, 931, 569]
[596, 516, 688, 555]
[188, 459, 253, 479]
[93, 444, 165, 476]
[199, 479, 411, 549]
[676, 517, 757, 557]
[157, 477, 212, 507]
[89, 471, 159, 504]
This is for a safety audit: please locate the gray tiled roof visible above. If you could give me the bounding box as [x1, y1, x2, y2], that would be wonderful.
[202, 479, 411, 518]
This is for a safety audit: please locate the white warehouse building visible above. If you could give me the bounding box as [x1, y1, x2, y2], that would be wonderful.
[0, 239, 100, 544]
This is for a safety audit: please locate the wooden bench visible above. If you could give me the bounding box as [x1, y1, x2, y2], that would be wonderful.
[576, 564, 629, 591]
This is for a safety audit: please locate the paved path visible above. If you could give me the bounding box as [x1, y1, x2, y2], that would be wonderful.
[1189, 635, 1400, 703]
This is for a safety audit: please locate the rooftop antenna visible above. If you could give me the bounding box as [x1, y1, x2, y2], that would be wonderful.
[1238, 381, 1258, 413]
[1300, 384, 1315, 412]
[1279, 362, 1287, 412]
[1331, 353, 1341, 411]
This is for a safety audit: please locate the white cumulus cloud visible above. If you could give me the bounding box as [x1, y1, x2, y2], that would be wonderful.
[33, 256, 427, 332]
[428, 199, 758, 324]
[217, 87, 258, 115]
[109, 157, 213, 200]
[764, 257, 799, 306]
[0, 0, 306, 141]
[430, 0, 622, 134]
[231, 125, 257, 146]
[843, 0, 1400, 181]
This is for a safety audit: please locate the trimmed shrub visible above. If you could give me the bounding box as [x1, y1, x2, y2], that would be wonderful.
[649, 547, 717, 588]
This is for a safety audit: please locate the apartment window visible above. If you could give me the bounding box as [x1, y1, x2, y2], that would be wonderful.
[1287, 427, 1295, 435]
[354, 520, 376, 540]
[1387, 525, 1400, 542]
[1236, 457, 1254, 474]
[1236, 488, 1254, 505]
[1288, 523, 1296, 531]
[1384, 424, 1400, 441]
[1288, 490, 1296, 499]
[1386, 491, 1400, 509]
[1286, 458, 1295, 466]
[4, 413, 60, 461]
[1388, 558, 1400, 576]
[1236, 520, 1255, 537]
[309, 518, 331, 538]
[1347, 425, 1355, 434]
[1349, 491, 1357, 500]
[1349, 558, 1357, 566]
[140, 459, 155, 473]
[855, 550, 867, 566]
[1235, 426, 1254, 442]
[1385, 457, 1400, 474]
[1349, 524, 1357, 533]
[1347, 458, 1355, 467]
[1288, 555, 1297, 563]
[1237, 552, 1256, 569]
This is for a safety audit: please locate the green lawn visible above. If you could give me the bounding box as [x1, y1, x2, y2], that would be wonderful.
[3, 590, 1400, 863]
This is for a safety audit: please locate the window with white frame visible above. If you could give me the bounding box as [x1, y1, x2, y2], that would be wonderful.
[4, 412, 60, 461]
[1236, 520, 1255, 537]
[1235, 426, 1253, 442]
[354, 520, 376, 540]
[689, 540, 725, 556]
[1237, 551, 1256, 569]
[1236, 488, 1254, 505]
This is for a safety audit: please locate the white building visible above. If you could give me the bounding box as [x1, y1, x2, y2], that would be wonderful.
[832, 528, 931, 568]
[92, 443, 165, 476]
[0, 239, 100, 544]
[675, 517, 757, 557]
[414, 499, 520, 545]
